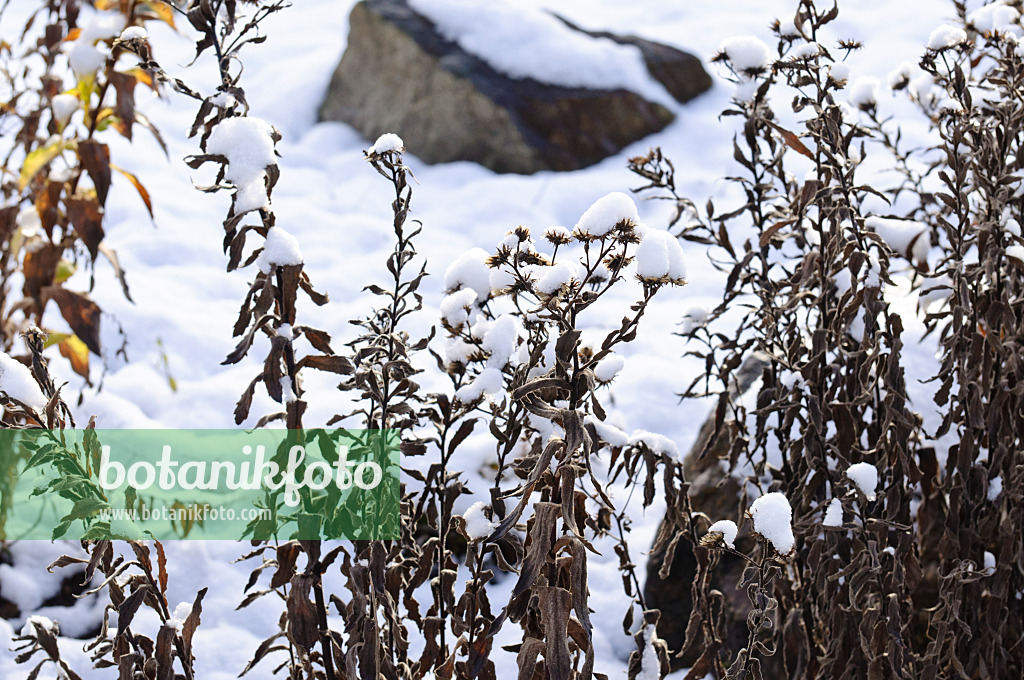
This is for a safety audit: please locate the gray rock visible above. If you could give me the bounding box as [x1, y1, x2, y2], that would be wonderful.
[319, 0, 711, 174]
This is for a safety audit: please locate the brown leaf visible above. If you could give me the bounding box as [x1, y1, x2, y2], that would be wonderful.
[181, 587, 207, 664]
[766, 120, 814, 159]
[109, 71, 136, 140]
[45, 287, 102, 356]
[98, 243, 133, 302]
[23, 244, 62, 313]
[78, 140, 112, 207]
[66, 195, 105, 261]
[116, 585, 150, 638]
[154, 624, 175, 680]
[286, 574, 319, 650]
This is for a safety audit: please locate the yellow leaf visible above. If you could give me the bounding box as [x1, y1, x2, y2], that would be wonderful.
[94, 0, 118, 9]
[128, 67, 156, 92]
[58, 334, 91, 378]
[54, 258, 77, 285]
[42, 331, 70, 349]
[18, 140, 66, 191]
[63, 27, 82, 42]
[141, 2, 177, 30]
[111, 163, 153, 219]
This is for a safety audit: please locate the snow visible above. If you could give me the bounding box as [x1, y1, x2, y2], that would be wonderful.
[848, 76, 880, 109]
[444, 248, 492, 302]
[462, 501, 496, 540]
[440, 288, 479, 327]
[535, 261, 577, 295]
[367, 132, 404, 155]
[822, 498, 843, 527]
[205, 117, 278, 214]
[846, 462, 878, 501]
[748, 492, 795, 554]
[717, 36, 771, 73]
[574, 192, 639, 238]
[593, 354, 625, 382]
[481, 314, 520, 367]
[984, 551, 997, 571]
[635, 228, 687, 283]
[587, 417, 630, 447]
[865, 216, 930, 263]
[888, 61, 914, 90]
[0, 351, 47, 413]
[928, 25, 968, 50]
[829, 62, 850, 85]
[678, 305, 708, 334]
[19, 615, 57, 640]
[407, 0, 672, 105]
[706, 519, 738, 549]
[170, 602, 193, 631]
[968, 3, 1021, 35]
[119, 26, 148, 41]
[0, 0, 964, 678]
[51, 94, 79, 127]
[1006, 244, 1024, 264]
[67, 41, 106, 78]
[988, 476, 1003, 501]
[256, 227, 303, 273]
[628, 430, 679, 458]
[637, 625, 661, 680]
[455, 366, 504, 402]
[542, 225, 573, 244]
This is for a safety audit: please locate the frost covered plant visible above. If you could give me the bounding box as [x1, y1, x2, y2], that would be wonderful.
[0, 0, 165, 385]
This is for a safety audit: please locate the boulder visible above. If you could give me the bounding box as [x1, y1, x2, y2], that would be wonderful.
[319, 0, 711, 174]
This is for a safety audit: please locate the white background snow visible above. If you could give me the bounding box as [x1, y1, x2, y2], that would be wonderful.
[0, 0, 957, 677]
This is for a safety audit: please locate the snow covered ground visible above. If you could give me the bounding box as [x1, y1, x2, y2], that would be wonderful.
[1, 0, 958, 677]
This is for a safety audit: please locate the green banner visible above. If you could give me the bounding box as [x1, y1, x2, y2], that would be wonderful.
[0, 429, 400, 540]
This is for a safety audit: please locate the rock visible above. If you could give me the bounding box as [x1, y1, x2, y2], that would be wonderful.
[552, 15, 712, 105]
[319, 0, 711, 174]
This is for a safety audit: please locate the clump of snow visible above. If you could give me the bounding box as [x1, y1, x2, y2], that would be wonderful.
[574, 192, 639, 238]
[68, 41, 106, 78]
[829, 62, 850, 85]
[968, 3, 1021, 35]
[170, 602, 193, 631]
[628, 430, 679, 458]
[443, 337, 475, 366]
[462, 501, 496, 540]
[846, 462, 878, 501]
[928, 24, 968, 50]
[790, 42, 822, 60]
[205, 117, 278, 214]
[822, 497, 843, 527]
[988, 476, 1003, 501]
[455, 367, 504, 402]
[718, 36, 771, 73]
[256, 227, 303, 273]
[635, 228, 687, 284]
[679, 305, 709, 334]
[777, 17, 802, 37]
[848, 76, 880, 109]
[20, 615, 57, 640]
[865, 216, 930, 263]
[440, 288, 479, 328]
[543, 225, 573, 245]
[637, 625, 661, 680]
[984, 551, 996, 571]
[593, 354, 625, 382]
[407, 0, 670, 104]
[51, 94, 79, 127]
[481, 314, 520, 367]
[587, 417, 630, 447]
[1006, 244, 1024, 265]
[0, 352, 47, 412]
[888, 61, 914, 90]
[706, 519, 738, 548]
[367, 132, 404, 155]
[119, 26, 147, 41]
[445, 247, 492, 302]
[748, 492, 795, 554]
[536, 261, 577, 295]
